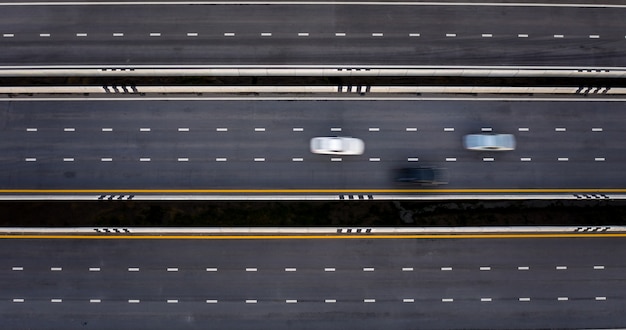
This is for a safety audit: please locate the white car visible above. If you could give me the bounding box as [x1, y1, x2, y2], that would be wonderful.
[463, 134, 516, 151]
[310, 137, 365, 155]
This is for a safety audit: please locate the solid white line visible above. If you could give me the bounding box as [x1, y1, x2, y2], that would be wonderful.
[187, 32, 198, 37]
[364, 299, 376, 303]
[363, 267, 375, 272]
[521, 157, 532, 161]
[216, 128, 228, 132]
[140, 128, 151, 132]
[293, 127, 304, 131]
[113, 33, 124, 37]
[246, 299, 257, 303]
[409, 33, 420, 37]
[89, 267, 100, 271]
[25, 158, 36, 162]
[369, 127, 380, 131]
[51, 267, 62, 271]
[178, 127, 190, 131]
[64, 127, 75, 132]
[40, 33, 50, 37]
[51, 299, 62, 303]
[481, 34, 492, 37]
[286, 299, 298, 303]
[481, 127, 492, 132]
[139, 157, 151, 162]
[596, 296, 607, 301]
[12, 267, 23, 271]
[324, 268, 335, 272]
[558, 297, 568, 301]
[63, 158, 74, 162]
[444, 127, 454, 132]
[150, 32, 161, 37]
[446, 33, 456, 37]
[556, 266, 567, 270]
[555, 127, 566, 131]
[480, 266, 491, 271]
[167, 299, 178, 303]
[441, 267, 452, 271]
[372, 33, 383, 37]
[178, 158, 189, 162]
[331, 127, 342, 131]
[246, 268, 258, 272]
[483, 157, 494, 162]
[254, 127, 266, 132]
[592, 127, 603, 132]
[518, 34, 528, 38]
[100, 157, 112, 162]
[325, 299, 336, 303]
[261, 32, 272, 37]
[3, 33, 14, 37]
[403, 298, 415, 303]
[128, 267, 139, 272]
[102, 128, 113, 132]
[90, 299, 101, 303]
[13, 299, 24, 303]
[335, 33, 346, 37]
[402, 267, 414, 271]
[407, 157, 419, 162]
[518, 127, 529, 131]
[519, 297, 531, 302]
[406, 127, 417, 131]
[445, 157, 456, 162]
[254, 158, 265, 162]
[206, 299, 218, 303]
[518, 266, 530, 270]
[558, 157, 569, 161]
[285, 268, 297, 272]
[298, 32, 309, 37]
[595, 157, 605, 161]
[128, 299, 140, 303]
[481, 297, 492, 302]
[76, 33, 87, 37]
[206, 268, 218, 272]
[167, 267, 179, 272]
[442, 298, 454, 302]
[589, 35, 600, 39]
[369, 158, 380, 162]
[331, 158, 342, 162]
[554, 34, 564, 38]
[216, 157, 227, 162]
[292, 158, 303, 162]
[594, 265, 605, 270]
[26, 128, 38, 132]
[224, 32, 235, 37]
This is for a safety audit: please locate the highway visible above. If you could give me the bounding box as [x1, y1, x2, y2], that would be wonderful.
[0, 97, 625, 195]
[1, 232, 625, 329]
[0, 2, 626, 67]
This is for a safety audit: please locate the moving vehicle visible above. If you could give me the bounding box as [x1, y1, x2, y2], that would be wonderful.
[395, 167, 448, 186]
[310, 137, 365, 155]
[463, 133, 516, 151]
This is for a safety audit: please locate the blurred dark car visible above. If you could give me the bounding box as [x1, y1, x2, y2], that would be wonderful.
[395, 167, 448, 186]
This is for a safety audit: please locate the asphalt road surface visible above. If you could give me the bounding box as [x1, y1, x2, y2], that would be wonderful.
[0, 97, 624, 192]
[0, 2, 626, 67]
[0, 235, 625, 329]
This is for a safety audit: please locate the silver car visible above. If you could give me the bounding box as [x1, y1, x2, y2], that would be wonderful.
[463, 134, 516, 151]
[310, 137, 365, 155]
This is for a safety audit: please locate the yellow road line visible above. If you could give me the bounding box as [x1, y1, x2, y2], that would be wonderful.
[1, 233, 626, 239]
[0, 188, 625, 193]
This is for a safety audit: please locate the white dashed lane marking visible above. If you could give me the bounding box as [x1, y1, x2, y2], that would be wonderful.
[368, 127, 380, 132]
[558, 297, 569, 301]
[76, 33, 87, 37]
[481, 34, 493, 38]
[555, 127, 566, 132]
[441, 267, 453, 271]
[261, 32, 272, 37]
[325, 299, 336, 303]
[167, 299, 178, 304]
[187, 32, 198, 37]
[442, 298, 454, 302]
[481, 298, 492, 302]
[128, 267, 140, 272]
[403, 298, 415, 303]
[25, 158, 36, 162]
[324, 268, 336, 272]
[51, 299, 62, 303]
[292, 158, 303, 162]
[285, 268, 297, 272]
[177, 158, 189, 162]
[167, 268, 179, 272]
[224, 32, 235, 37]
[178, 127, 190, 132]
[206, 299, 218, 303]
[554, 34, 564, 38]
[521, 157, 532, 162]
[89, 267, 100, 272]
[13, 299, 25, 303]
[518, 266, 530, 270]
[518, 127, 529, 131]
[372, 33, 383, 37]
[101, 158, 113, 162]
[481, 127, 492, 132]
[444, 127, 454, 132]
[592, 128, 603, 132]
[63, 158, 74, 162]
[51, 267, 62, 271]
[407, 157, 419, 162]
[12, 267, 23, 271]
[519, 297, 531, 302]
[140, 158, 151, 162]
[26, 128, 37, 132]
[286, 299, 298, 303]
[3, 33, 14, 37]
[335, 33, 346, 37]
[216, 128, 228, 132]
[102, 128, 113, 132]
[589, 35, 600, 38]
[254, 127, 266, 132]
[298, 32, 309, 37]
[518, 34, 528, 38]
[293, 127, 304, 132]
[596, 296, 607, 301]
[363, 267, 375, 272]
[556, 266, 568, 270]
[445, 158, 457, 162]
[409, 33, 420, 37]
[206, 268, 218, 272]
[149, 32, 161, 37]
[246, 299, 257, 304]
[90, 299, 101, 303]
[364, 299, 376, 303]
[128, 299, 140, 303]
[330, 127, 342, 132]
[64, 128, 75, 132]
[558, 157, 569, 162]
[480, 266, 491, 271]
[594, 265, 605, 270]
[216, 158, 227, 162]
[40, 33, 51, 37]
[246, 268, 258, 272]
[446, 33, 456, 37]
[406, 127, 417, 131]
[483, 157, 494, 162]
[331, 158, 342, 162]
[369, 158, 380, 162]
[140, 128, 151, 132]
[595, 157, 605, 161]
[113, 33, 124, 37]
[402, 267, 414, 272]
[254, 158, 265, 162]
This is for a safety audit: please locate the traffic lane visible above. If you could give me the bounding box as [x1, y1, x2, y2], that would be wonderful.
[0, 5, 625, 66]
